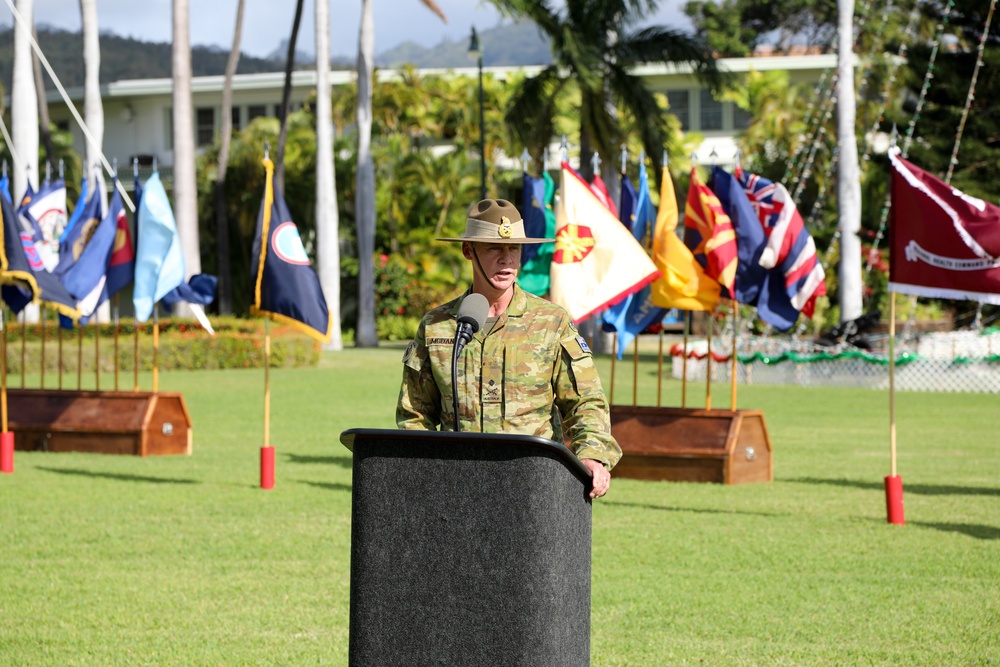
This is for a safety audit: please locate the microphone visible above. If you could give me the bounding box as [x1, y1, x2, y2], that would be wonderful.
[452, 293, 489, 432]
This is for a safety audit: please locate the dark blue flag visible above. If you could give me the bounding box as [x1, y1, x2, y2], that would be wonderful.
[520, 172, 547, 266]
[250, 157, 331, 342]
[711, 166, 768, 306]
[54, 183, 103, 278]
[61, 187, 123, 321]
[619, 173, 637, 234]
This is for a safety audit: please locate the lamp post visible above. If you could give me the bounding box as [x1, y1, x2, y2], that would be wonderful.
[468, 26, 486, 199]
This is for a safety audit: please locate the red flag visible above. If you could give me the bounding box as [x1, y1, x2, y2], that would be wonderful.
[684, 168, 737, 295]
[589, 173, 618, 217]
[889, 149, 1000, 304]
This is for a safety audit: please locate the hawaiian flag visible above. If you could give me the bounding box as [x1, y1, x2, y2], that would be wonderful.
[888, 149, 1000, 304]
[251, 157, 332, 342]
[684, 168, 738, 295]
[589, 172, 618, 217]
[711, 166, 768, 305]
[549, 162, 659, 323]
[517, 171, 556, 297]
[736, 167, 826, 317]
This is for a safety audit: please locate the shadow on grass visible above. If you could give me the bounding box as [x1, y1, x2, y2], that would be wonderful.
[283, 453, 353, 469]
[299, 480, 352, 493]
[37, 466, 200, 485]
[603, 500, 783, 517]
[909, 521, 1000, 540]
[785, 477, 1000, 497]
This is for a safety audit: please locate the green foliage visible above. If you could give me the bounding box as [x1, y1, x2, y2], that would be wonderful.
[3, 316, 320, 374]
[684, 0, 838, 56]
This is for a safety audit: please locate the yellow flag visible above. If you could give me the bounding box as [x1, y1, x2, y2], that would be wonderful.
[650, 167, 720, 311]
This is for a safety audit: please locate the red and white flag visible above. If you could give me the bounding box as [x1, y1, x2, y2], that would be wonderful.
[889, 149, 1000, 305]
[549, 163, 659, 322]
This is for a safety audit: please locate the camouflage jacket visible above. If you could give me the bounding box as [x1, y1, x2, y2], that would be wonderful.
[396, 284, 622, 470]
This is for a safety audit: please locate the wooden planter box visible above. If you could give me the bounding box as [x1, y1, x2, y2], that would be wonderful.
[7, 389, 192, 456]
[610, 405, 772, 485]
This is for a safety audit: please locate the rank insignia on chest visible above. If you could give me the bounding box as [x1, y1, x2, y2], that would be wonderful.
[576, 336, 591, 354]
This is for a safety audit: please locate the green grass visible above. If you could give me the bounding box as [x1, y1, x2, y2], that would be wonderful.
[2, 345, 998, 666]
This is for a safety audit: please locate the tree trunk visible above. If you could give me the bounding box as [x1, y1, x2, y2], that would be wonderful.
[354, 0, 378, 347]
[315, 0, 343, 350]
[13, 0, 38, 202]
[214, 0, 245, 316]
[836, 0, 862, 323]
[172, 0, 201, 314]
[274, 0, 305, 193]
[80, 0, 106, 208]
[30, 24, 56, 178]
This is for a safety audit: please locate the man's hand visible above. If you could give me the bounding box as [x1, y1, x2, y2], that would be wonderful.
[581, 459, 610, 498]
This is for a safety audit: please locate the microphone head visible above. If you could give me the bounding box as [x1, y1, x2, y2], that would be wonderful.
[456, 293, 489, 334]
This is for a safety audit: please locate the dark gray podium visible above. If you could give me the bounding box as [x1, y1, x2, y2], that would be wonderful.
[340, 428, 593, 667]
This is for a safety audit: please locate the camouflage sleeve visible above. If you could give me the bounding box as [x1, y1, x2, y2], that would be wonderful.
[396, 322, 441, 430]
[552, 332, 623, 471]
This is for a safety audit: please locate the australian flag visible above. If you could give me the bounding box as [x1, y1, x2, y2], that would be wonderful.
[250, 157, 331, 343]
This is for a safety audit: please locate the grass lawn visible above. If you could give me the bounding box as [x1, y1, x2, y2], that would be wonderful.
[1, 344, 998, 665]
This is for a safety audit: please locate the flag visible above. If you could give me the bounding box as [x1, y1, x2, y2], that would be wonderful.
[0, 192, 78, 318]
[60, 177, 89, 243]
[549, 162, 659, 323]
[104, 190, 135, 299]
[650, 166, 720, 311]
[711, 166, 768, 305]
[602, 164, 667, 358]
[16, 182, 40, 241]
[55, 184, 103, 278]
[589, 172, 618, 217]
[250, 157, 332, 342]
[632, 163, 656, 245]
[736, 166, 826, 317]
[0, 172, 10, 203]
[888, 149, 1000, 304]
[61, 187, 124, 319]
[684, 168, 738, 295]
[520, 172, 547, 266]
[23, 178, 67, 271]
[618, 173, 637, 234]
[133, 172, 185, 322]
[517, 171, 557, 297]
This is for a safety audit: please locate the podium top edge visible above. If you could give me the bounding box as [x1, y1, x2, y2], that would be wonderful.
[339, 428, 591, 480]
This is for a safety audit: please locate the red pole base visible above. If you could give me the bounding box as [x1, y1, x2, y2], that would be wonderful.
[260, 446, 275, 489]
[1, 431, 13, 474]
[884, 475, 905, 525]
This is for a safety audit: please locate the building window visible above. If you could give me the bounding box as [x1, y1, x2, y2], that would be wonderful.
[196, 107, 215, 146]
[274, 103, 285, 121]
[248, 104, 267, 121]
[231, 106, 242, 130]
[699, 89, 723, 131]
[666, 90, 690, 131]
[733, 103, 752, 130]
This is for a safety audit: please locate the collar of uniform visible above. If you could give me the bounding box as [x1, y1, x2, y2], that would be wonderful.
[447, 284, 528, 319]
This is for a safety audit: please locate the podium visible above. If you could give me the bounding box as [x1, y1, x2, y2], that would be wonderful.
[340, 428, 593, 667]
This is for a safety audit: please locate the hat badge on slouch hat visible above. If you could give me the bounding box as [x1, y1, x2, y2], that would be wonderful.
[436, 198, 556, 244]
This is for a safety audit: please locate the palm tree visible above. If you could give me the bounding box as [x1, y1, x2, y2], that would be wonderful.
[354, 0, 446, 348]
[315, 0, 343, 350]
[173, 0, 202, 309]
[491, 0, 727, 179]
[274, 0, 306, 193]
[214, 0, 246, 316]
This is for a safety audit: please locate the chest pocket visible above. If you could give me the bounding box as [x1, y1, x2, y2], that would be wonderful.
[506, 340, 554, 418]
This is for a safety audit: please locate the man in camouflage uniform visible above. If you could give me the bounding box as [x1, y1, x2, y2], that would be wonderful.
[397, 198, 621, 498]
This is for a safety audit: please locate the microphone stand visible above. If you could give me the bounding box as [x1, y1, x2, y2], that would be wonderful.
[452, 325, 472, 432]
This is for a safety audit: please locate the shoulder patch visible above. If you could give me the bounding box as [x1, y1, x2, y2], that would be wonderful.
[402, 341, 416, 363]
[576, 336, 591, 354]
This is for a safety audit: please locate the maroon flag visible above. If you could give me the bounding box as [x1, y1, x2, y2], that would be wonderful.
[889, 149, 1000, 305]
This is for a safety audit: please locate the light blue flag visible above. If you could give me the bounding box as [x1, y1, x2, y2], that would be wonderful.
[60, 177, 90, 243]
[133, 172, 185, 322]
[632, 163, 656, 244]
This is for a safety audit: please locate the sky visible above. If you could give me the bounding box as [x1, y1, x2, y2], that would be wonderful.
[4, 0, 690, 60]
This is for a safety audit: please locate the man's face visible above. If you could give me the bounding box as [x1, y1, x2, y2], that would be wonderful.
[464, 242, 521, 291]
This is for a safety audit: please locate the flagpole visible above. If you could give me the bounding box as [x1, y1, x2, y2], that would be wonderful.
[1, 307, 12, 474]
[39, 308, 46, 390]
[113, 296, 120, 391]
[57, 319, 63, 390]
[133, 316, 140, 392]
[152, 306, 159, 393]
[885, 292, 904, 524]
[77, 324, 83, 389]
[20, 312, 26, 389]
[681, 311, 690, 408]
[656, 328, 664, 407]
[261, 318, 275, 489]
[632, 336, 639, 405]
[609, 333, 617, 405]
[705, 309, 713, 410]
[730, 301, 738, 410]
[94, 315, 100, 392]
